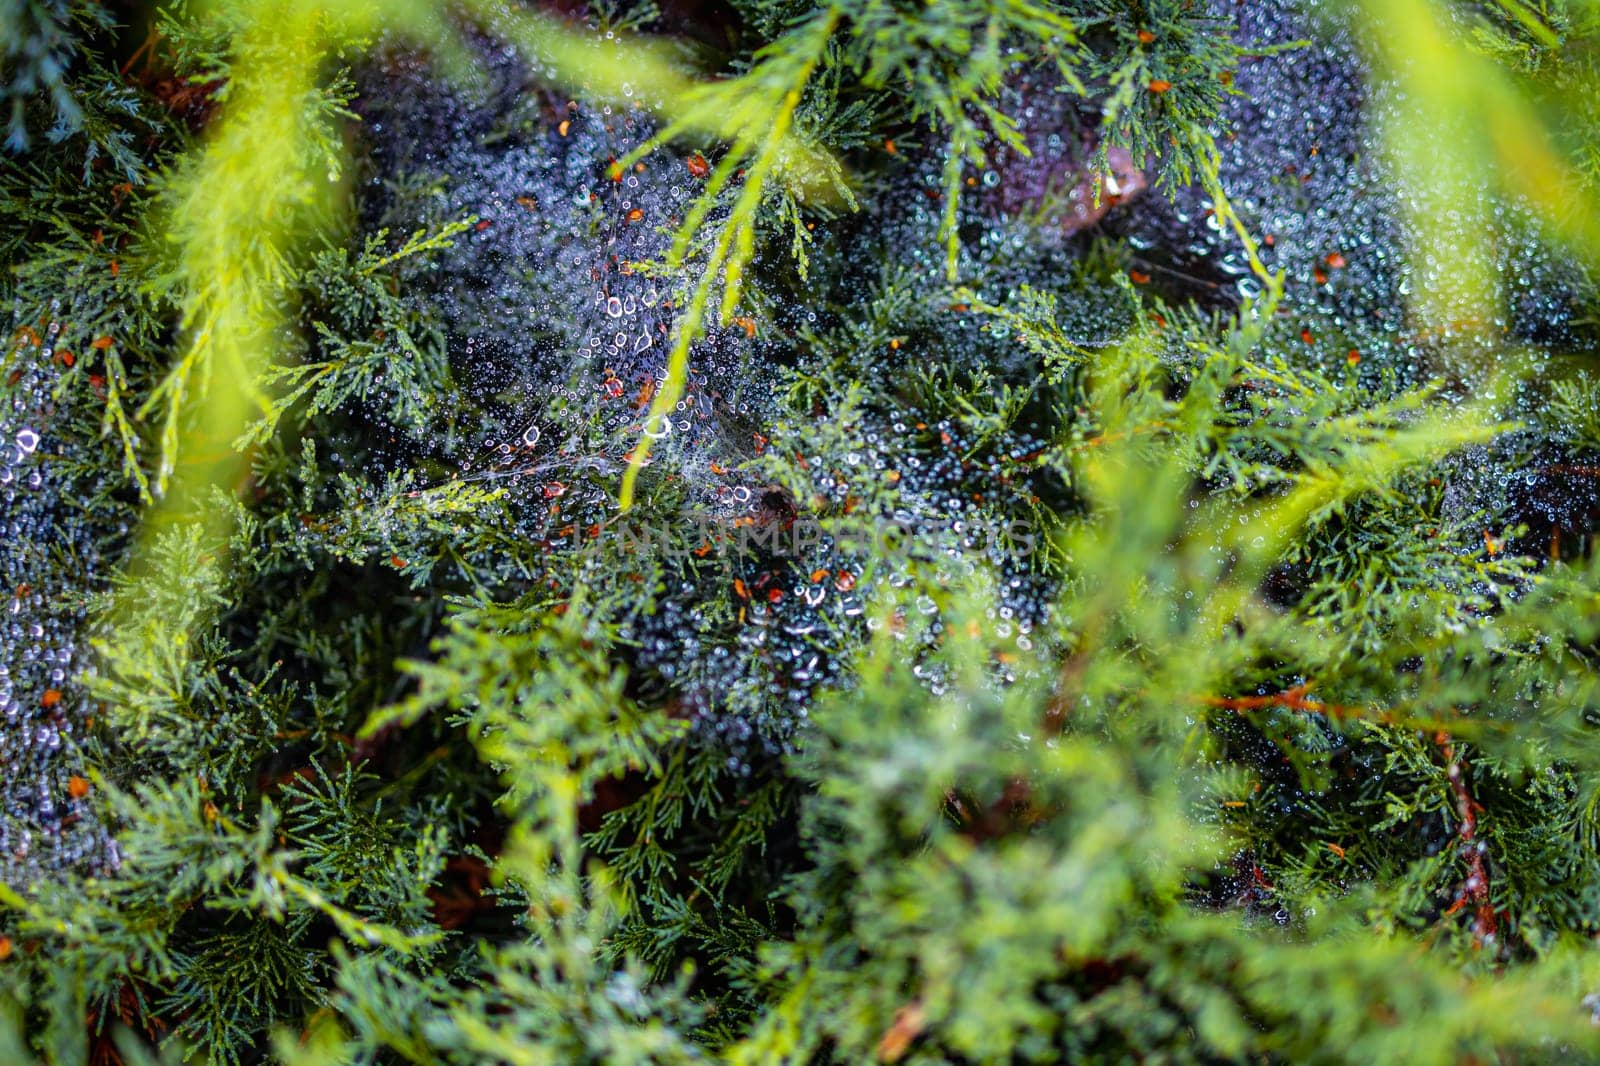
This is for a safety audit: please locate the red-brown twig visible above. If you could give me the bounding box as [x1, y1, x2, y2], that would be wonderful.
[1198, 682, 1379, 722]
[1435, 733, 1498, 945]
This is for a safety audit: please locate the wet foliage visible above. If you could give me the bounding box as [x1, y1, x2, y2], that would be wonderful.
[8, 0, 1600, 1062]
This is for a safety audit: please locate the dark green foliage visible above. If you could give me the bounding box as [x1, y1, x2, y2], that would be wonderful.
[1, 1, 112, 151]
[7, 0, 1600, 1063]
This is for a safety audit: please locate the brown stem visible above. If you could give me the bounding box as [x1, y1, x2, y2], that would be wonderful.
[1198, 681, 1379, 722]
[1435, 734, 1498, 945]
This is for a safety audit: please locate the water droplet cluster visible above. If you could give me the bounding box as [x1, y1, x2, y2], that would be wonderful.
[1114, 2, 1595, 376]
[0, 317, 119, 886]
[352, 36, 812, 763]
[359, 42, 775, 477]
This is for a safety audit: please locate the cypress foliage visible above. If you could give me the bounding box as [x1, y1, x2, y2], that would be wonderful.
[5, 0, 1600, 1062]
